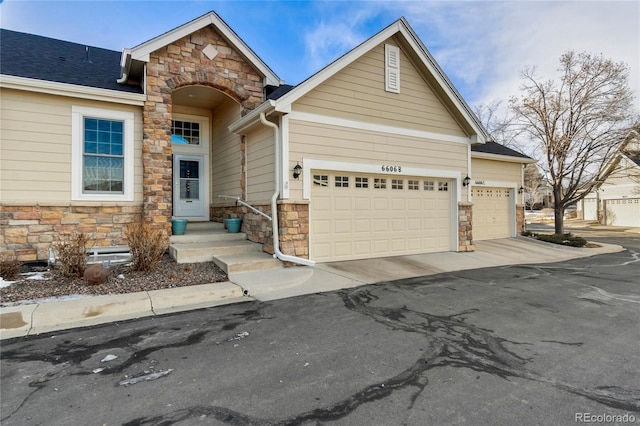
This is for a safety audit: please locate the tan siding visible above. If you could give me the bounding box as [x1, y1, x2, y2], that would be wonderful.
[287, 120, 467, 200]
[246, 125, 275, 203]
[471, 158, 521, 183]
[211, 97, 242, 204]
[292, 41, 466, 137]
[0, 89, 143, 203]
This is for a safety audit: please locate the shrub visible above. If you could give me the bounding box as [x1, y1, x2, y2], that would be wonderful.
[0, 254, 21, 280]
[535, 233, 587, 247]
[126, 222, 169, 271]
[54, 232, 91, 278]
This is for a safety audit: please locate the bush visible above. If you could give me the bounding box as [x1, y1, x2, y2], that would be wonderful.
[0, 255, 21, 280]
[535, 233, 587, 247]
[126, 222, 169, 271]
[54, 232, 91, 278]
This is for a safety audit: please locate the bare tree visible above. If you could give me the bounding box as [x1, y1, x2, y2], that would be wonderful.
[510, 51, 636, 234]
[523, 163, 546, 211]
[474, 100, 523, 149]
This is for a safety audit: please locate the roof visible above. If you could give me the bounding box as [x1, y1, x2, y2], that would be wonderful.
[623, 150, 640, 167]
[232, 17, 491, 143]
[0, 29, 142, 94]
[471, 141, 532, 160]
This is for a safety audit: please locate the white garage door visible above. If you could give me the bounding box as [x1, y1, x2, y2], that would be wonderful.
[310, 171, 452, 262]
[472, 187, 513, 240]
[583, 197, 598, 221]
[604, 198, 640, 227]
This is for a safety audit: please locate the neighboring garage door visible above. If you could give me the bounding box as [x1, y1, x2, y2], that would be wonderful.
[583, 197, 598, 221]
[604, 198, 640, 227]
[472, 187, 513, 240]
[310, 171, 452, 262]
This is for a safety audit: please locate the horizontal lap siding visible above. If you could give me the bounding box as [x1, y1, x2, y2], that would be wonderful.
[288, 120, 467, 199]
[0, 89, 143, 203]
[212, 97, 242, 204]
[246, 125, 275, 203]
[293, 42, 466, 137]
[472, 158, 521, 183]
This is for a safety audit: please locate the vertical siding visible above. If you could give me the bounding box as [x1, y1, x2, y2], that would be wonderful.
[246, 125, 275, 203]
[292, 40, 467, 137]
[0, 89, 143, 203]
[211, 96, 242, 204]
[471, 158, 521, 183]
[287, 119, 468, 200]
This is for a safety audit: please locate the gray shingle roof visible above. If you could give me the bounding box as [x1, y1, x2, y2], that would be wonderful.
[471, 141, 532, 160]
[0, 29, 142, 94]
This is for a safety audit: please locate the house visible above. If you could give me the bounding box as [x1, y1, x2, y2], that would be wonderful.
[0, 11, 534, 264]
[578, 129, 640, 227]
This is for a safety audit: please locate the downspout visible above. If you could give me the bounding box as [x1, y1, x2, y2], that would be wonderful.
[259, 112, 315, 266]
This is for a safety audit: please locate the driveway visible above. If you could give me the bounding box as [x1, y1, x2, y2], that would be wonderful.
[1, 231, 639, 425]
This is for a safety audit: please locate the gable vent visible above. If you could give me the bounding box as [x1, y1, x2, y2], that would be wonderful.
[385, 44, 400, 93]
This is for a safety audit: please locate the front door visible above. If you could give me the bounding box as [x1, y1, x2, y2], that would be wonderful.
[173, 154, 205, 218]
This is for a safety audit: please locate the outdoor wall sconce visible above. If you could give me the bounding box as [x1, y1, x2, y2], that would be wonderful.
[462, 175, 471, 187]
[518, 186, 524, 194]
[293, 162, 302, 180]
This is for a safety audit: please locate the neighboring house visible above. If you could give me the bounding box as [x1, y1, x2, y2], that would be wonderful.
[578, 129, 640, 227]
[1, 11, 533, 263]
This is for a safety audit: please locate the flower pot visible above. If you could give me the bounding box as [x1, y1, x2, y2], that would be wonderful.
[225, 218, 242, 233]
[171, 219, 188, 235]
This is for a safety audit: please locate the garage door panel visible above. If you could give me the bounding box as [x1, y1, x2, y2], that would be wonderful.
[311, 171, 453, 262]
[472, 187, 512, 240]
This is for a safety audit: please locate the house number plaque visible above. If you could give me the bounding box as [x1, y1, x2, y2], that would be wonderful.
[381, 165, 402, 173]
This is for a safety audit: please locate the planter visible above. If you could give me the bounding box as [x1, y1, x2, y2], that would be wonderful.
[171, 219, 188, 235]
[224, 218, 243, 233]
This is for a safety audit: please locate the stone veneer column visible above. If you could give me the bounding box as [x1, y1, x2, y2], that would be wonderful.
[516, 204, 525, 234]
[458, 202, 475, 252]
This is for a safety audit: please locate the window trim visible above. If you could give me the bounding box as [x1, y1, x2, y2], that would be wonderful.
[72, 106, 135, 201]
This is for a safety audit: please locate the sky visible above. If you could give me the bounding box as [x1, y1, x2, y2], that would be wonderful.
[1, 0, 639, 115]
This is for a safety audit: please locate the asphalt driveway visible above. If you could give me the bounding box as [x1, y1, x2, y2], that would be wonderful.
[1, 231, 639, 425]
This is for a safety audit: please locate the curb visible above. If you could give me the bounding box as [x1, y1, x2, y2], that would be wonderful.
[0, 281, 249, 340]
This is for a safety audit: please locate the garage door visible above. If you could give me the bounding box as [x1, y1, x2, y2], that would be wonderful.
[472, 187, 513, 240]
[310, 171, 452, 262]
[583, 197, 598, 221]
[604, 198, 640, 227]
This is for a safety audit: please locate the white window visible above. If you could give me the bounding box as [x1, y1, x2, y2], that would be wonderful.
[171, 120, 201, 145]
[408, 180, 419, 190]
[374, 178, 387, 189]
[385, 44, 400, 93]
[438, 181, 449, 192]
[72, 106, 134, 201]
[335, 176, 349, 188]
[424, 181, 434, 191]
[392, 179, 404, 190]
[313, 175, 329, 187]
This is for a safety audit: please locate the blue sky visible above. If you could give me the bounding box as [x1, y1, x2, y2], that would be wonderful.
[2, 0, 639, 113]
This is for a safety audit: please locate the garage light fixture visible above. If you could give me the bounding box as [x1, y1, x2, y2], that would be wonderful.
[293, 162, 302, 180]
[462, 175, 471, 187]
[518, 186, 524, 194]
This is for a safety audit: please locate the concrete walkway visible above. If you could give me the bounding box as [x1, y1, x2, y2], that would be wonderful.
[0, 237, 624, 340]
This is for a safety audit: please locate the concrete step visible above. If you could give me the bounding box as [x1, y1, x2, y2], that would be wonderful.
[213, 252, 282, 274]
[170, 231, 247, 244]
[170, 240, 262, 264]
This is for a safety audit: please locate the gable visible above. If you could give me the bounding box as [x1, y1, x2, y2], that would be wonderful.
[292, 39, 467, 137]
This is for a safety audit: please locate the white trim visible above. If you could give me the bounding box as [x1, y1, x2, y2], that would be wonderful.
[302, 158, 462, 201]
[1, 74, 146, 106]
[281, 115, 291, 198]
[71, 106, 135, 202]
[289, 111, 473, 145]
[385, 44, 400, 93]
[128, 12, 280, 86]
[471, 151, 535, 164]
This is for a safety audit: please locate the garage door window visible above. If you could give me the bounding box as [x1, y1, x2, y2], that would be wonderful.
[424, 181, 434, 191]
[438, 182, 449, 192]
[313, 175, 328, 187]
[374, 178, 387, 189]
[355, 177, 369, 188]
[408, 180, 419, 190]
[335, 176, 349, 187]
[392, 179, 403, 190]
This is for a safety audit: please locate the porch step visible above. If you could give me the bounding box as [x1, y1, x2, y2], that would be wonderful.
[169, 240, 262, 264]
[213, 252, 282, 274]
[170, 231, 248, 245]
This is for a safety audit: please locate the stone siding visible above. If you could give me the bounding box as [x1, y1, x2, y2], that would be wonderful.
[143, 25, 266, 229]
[516, 204, 525, 235]
[1, 203, 142, 261]
[458, 202, 475, 252]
